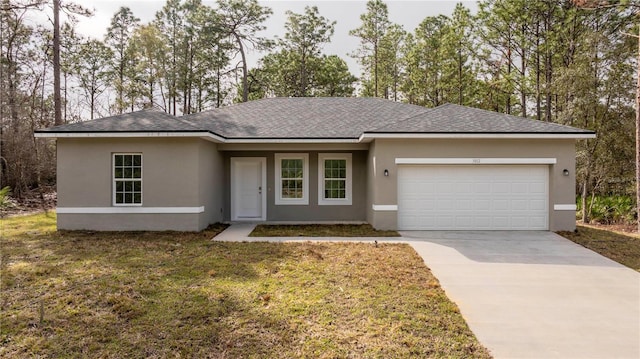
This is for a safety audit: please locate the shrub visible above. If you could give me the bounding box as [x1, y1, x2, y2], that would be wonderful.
[576, 195, 637, 225]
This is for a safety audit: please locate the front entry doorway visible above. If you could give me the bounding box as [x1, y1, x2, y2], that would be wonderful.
[231, 157, 266, 221]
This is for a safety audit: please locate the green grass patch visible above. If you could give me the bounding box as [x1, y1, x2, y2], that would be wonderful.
[558, 225, 640, 272]
[1, 213, 489, 358]
[250, 223, 400, 237]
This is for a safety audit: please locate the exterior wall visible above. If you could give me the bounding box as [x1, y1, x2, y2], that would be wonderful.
[367, 138, 577, 231]
[198, 140, 225, 229]
[56, 137, 224, 231]
[222, 150, 367, 222]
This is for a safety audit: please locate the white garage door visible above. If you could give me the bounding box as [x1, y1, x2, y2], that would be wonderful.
[397, 165, 549, 230]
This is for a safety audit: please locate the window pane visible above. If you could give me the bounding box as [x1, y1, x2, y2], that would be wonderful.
[133, 155, 141, 166]
[116, 193, 124, 204]
[124, 168, 132, 178]
[124, 155, 132, 166]
[133, 181, 141, 192]
[133, 193, 141, 204]
[114, 168, 123, 178]
[116, 181, 124, 192]
[124, 181, 133, 192]
[133, 168, 141, 179]
[282, 179, 303, 199]
[339, 168, 346, 179]
[125, 193, 133, 203]
[324, 179, 346, 199]
[115, 155, 123, 166]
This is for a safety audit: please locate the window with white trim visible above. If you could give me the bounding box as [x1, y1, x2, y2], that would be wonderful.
[275, 153, 309, 205]
[113, 153, 142, 205]
[318, 153, 352, 205]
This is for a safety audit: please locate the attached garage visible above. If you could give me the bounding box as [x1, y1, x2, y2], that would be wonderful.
[397, 162, 550, 230]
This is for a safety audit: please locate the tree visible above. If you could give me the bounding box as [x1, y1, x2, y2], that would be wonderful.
[246, 5, 355, 98]
[571, 0, 639, 229]
[441, 3, 477, 106]
[350, 0, 389, 97]
[401, 15, 449, 107]
[53, 0, 61, 125]
[378, 24, 405, 100]
[217, 0, 272, 103]
[314, 55, 357, 97]
[280, 5, 335, 96]
[105, 6, 140, 114]
[74, 39, 113, 119]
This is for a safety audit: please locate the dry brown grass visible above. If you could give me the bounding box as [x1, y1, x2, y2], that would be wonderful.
[558, 225, 640, 272]
[250, 224, 400, 237]
[1, 213, 490, 358]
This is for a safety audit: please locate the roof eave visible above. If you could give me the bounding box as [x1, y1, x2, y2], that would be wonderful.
[359, 132, 596, 141]
[33, 131, 362, 144]
[34, 131, 226, 143]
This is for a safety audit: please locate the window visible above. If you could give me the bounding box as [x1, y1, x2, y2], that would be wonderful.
[275, 153, 309, 205]
[113, 154, 142, 205]
[318, 153, 352, 205]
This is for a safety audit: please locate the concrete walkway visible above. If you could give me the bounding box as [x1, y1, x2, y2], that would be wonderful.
[215, 225, 640, 359]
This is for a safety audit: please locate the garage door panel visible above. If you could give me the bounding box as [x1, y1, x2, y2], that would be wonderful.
[398, 165, 549, 230]
[530, 199, 546, 210]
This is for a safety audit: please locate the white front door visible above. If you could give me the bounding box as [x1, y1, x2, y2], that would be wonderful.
[231, 157, 266, 221]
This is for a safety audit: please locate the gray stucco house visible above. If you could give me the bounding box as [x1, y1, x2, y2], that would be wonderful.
[35, 97, 594, 232]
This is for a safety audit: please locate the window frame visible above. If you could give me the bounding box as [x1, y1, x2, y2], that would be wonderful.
[112, 153, 143, 207]
[274, 153, 309, 205]
[318, 153, 352, 206]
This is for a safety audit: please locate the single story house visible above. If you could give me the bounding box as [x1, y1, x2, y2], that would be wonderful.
[34, 97, 595, 232]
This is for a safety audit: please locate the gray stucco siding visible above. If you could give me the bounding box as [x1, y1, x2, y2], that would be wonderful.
[222, 150, 367, 222]
[56, 138, 223, 231]
[367, 138, 577, 231]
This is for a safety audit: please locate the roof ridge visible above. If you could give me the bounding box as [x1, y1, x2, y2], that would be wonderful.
[366, 104, 433, 132]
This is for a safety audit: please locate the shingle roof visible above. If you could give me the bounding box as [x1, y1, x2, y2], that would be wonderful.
[35, 108, 203, 133]
[35, 99, 594, 138]
[181, 97, 429, 138]
[369, 103, 591, 134]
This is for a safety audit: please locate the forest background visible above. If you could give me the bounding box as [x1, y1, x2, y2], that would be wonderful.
[1, 0, 637, 225]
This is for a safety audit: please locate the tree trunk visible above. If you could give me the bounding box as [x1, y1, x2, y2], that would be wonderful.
[374, 40, 378, 98]
[636, 25, 640, 232]
[581, 181, 588, 224]
[53, 0, 62, 125]
[234, 33, 248, 103]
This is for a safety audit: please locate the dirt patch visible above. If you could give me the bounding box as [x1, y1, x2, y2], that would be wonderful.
[577, 222, 639, 236]
[2, 186, 56, 217]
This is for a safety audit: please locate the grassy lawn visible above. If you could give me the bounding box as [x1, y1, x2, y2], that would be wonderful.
[1, 213, 490, 358]
[250, 224, 400, 237]
[558, 225, 640, 272]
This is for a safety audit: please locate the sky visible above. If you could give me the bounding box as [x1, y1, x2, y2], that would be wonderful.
[66, 0, 478, 75]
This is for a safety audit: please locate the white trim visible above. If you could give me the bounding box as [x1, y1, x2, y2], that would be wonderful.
[36, 131, 595, 142]
[274, 153, 309, 205]
[57, 206, 204, 214]
[395, 158, 557, 165]
[554, 204, 577, 211]
[225, 138, 360, 144]
[230, 157, 267, 221]
[34, 131, 226, 142]
[318, 153, 353, 206]
[34, 131, 360, 143]
[360, 133, 596, 140]
[372, 204, 398, 211]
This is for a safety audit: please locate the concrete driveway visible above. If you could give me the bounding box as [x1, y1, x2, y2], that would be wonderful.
[405, 231, 640, 359]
